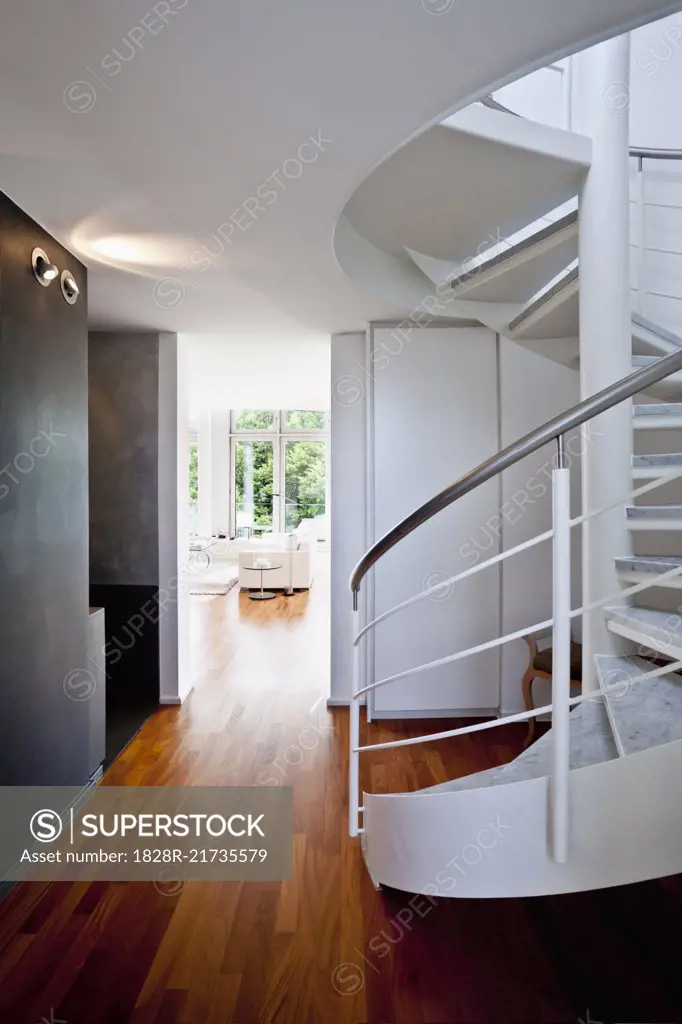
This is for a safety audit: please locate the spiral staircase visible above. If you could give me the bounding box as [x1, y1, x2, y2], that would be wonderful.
[339, 46, 682, 897]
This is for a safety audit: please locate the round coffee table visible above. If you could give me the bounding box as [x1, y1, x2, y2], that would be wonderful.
[243, 560, 282, 601]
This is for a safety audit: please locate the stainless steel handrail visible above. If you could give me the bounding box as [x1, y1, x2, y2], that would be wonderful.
[479, 94, 521, 117]
[350, 347, 682, 595]
[630, 147, 682, 161]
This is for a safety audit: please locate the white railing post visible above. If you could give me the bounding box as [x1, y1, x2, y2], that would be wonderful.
[562, 57, 573, 132]
[551, 435, 571, 864]
[635, 156, 646, 314]
[349, 594, 361, 837]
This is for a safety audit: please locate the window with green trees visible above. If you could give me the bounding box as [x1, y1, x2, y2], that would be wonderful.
[234, 439, 275, 530]
[189, 443, 199, 535]
[283, 410, 327, 430]
[230, 410, 328, 535]
[284, 439, 326, 530]
[233, 409, 276, 431]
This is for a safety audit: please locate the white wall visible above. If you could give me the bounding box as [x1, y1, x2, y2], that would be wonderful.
[371, 326, 501, 716]
[628, 14, 682, 331]
[491, 15, 682, 145]
[630, 12, 682, 149]
[330, 332, 367, 704]
[185, 333, 330, 414]
[330, 326, 583, 715]
[499, 341, 581, 714]
[494, 61, 570, 129]
[629, 156, 682, 331]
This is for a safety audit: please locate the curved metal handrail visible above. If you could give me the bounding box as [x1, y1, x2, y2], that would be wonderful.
[630, 147, 682, 161]
[479, 94, 520, 117]
[350, 346, 682, 594]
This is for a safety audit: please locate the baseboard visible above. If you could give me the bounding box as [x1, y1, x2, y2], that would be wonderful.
[326, 697, 366, 707]
[0, 770, 101, 903]
[159, 695, 184, 705]
[368, 707, 497, 720]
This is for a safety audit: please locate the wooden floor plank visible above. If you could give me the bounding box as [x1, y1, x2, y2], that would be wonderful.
[1, 557, 680, 1022]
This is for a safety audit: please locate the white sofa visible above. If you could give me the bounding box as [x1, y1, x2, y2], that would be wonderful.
[238, 522, 316, 591]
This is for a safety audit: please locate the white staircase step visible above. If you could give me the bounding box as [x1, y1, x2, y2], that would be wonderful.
[632, 313, 682, 357]
[449, 210, 578, 303]
[626, 504, 682, 529]
[605, 604, 682, 660]
[632, 453, 682, 479]
[503, 316, 682, 373]
[633, 403, 682, 429]
[507, 262, 579, 340]
[615, 555, 682, 589]
[420, 699, 617, 795]
[595, 654, 682, 756]
[343, 104, 589, 272]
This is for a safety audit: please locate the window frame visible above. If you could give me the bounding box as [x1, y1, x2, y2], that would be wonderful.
[230, 409, 279, 433]
[281, 409, 329, 433]
[226, 410, 330, 536]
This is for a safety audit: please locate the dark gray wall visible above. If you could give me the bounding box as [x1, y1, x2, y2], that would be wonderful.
[89, 333, 160, 587]
[0, 193, 90, 786]
[89, 332, 180, 758]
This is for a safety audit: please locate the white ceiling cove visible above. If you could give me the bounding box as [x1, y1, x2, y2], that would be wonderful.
[0, 0, 678, 342]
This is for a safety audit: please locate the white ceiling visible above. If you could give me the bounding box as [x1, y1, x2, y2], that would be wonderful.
[0, 0, 679, 342]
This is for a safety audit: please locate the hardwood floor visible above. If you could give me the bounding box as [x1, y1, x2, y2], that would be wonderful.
[1, 557, 681, 1023]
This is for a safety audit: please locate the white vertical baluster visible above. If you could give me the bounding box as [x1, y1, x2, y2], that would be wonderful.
[636, 157, 646, 314]
[562, 56, 573, 131]
[349, 597, 361, 837]
[552, 437, 571, 864]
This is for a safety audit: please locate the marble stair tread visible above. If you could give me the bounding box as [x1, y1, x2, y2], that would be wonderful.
[417, 700, 617, 796]
[633, 403, 682, 418]
[605, 604, 682, 649]
[595, 654, 682, 756]
[616, 555, 682, 574]
[632, 453, 682, 468]
[626, 505, 682, 519]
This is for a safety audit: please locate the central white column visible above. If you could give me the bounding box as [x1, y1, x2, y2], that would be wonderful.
[576, 33, 633, 692]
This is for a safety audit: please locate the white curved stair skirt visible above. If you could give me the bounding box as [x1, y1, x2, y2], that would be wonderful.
[362, 656, 682, 898]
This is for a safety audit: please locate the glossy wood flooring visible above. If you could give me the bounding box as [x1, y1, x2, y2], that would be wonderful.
[1, 557, 681, 1023]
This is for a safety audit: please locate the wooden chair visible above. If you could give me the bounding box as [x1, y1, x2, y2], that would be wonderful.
[522, 629, 583, 747]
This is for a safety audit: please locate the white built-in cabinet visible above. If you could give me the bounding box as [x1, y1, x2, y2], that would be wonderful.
[370, 327, 501, 717]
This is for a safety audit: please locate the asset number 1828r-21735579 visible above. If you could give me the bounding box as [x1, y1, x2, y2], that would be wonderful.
[132, 849, 269, 863]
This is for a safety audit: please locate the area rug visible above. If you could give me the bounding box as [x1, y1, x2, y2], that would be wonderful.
[189, 576, 239, 597]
